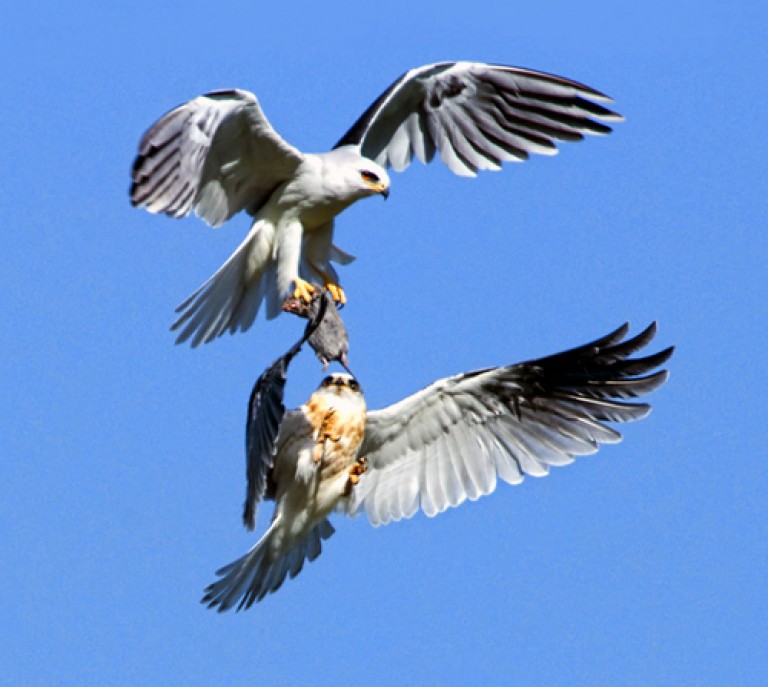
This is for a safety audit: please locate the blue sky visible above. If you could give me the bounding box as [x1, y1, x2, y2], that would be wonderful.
[2, 1, 766, 685]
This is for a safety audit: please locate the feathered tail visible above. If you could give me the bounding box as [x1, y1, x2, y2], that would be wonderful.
[202, 516, 335, 612]
[171, 221, 282, 347]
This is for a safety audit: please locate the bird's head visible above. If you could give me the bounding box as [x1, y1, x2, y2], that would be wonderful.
[318, 372, 363, 397]
[357, 162, 390, 199]
[323, 148, 390, 201]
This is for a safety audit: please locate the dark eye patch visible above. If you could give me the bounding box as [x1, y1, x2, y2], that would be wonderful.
[361, 170, 379, 183]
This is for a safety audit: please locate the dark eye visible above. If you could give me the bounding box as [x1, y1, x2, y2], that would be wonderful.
[361, 170, 379, 183]
[322, 376, 334, 387]
[348, 379, 359, 391]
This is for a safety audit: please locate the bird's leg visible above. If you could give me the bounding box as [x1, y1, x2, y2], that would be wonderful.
[348, 456, 367, 485]
[307, 262, 346, 306]
[313, 409, 341, 463]
[291, 277, 316, 303]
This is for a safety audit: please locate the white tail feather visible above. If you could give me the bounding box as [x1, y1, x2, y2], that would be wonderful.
[171, 221, 279, 346]
[202, 517, 335, 611]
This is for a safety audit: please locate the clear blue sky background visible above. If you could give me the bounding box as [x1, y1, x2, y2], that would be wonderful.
[2, 2, 766, 685]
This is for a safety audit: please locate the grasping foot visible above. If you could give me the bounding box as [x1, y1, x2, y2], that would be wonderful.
[348, 456, 367, 485]
[306, 261, 347, 306]
[325, 283, 346, 306]
[291, 278, 316, 303]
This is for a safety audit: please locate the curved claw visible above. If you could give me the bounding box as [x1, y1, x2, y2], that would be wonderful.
[348, 457, 367, 485]
[306, 261, 347, 306]
[325, 283, 347, 306]
[292, 278, 316, 303]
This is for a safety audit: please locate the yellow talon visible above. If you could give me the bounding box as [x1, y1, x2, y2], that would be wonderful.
[345, 459, 367, 493]
[305, 261, 347, 305]
[349, 458, 367, 483]
[292, 278, 315, 303]
[326, 283, 347, 305]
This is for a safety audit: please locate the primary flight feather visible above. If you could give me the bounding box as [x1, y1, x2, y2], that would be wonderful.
[131, 62, 622, 346]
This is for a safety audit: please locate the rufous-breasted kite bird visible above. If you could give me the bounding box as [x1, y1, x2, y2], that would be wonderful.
[202, 323, 672, 611]
[130, 62, 622, 346]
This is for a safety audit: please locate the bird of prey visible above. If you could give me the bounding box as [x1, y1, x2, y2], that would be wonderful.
[202, 323, 672, 612]
[130, 61, 623, 347]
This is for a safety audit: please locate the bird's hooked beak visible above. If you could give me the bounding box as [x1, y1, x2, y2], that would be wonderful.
[361, 170, 389, 199]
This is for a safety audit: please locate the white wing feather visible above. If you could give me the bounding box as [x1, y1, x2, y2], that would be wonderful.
[334, 61, 622, 177]
[349, 324, 672, 526]
[131, 89, 304, 227]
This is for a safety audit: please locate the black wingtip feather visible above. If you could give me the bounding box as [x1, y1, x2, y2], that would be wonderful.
[516, 323, 673, 400]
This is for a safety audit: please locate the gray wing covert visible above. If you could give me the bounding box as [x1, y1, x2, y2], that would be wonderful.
[334, 61, 622, 177]
[131, 89, 304, 226]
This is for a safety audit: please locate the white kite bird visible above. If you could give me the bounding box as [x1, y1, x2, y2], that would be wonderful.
[202, 323, 672, 611]
[130, 61, 622, 346]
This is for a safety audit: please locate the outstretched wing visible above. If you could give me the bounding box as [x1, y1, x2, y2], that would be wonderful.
[349, 324, 673, 526]
[242, 298, 328, 529]
[131, 89, 304, 226]
[334, 61, 622, 177]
